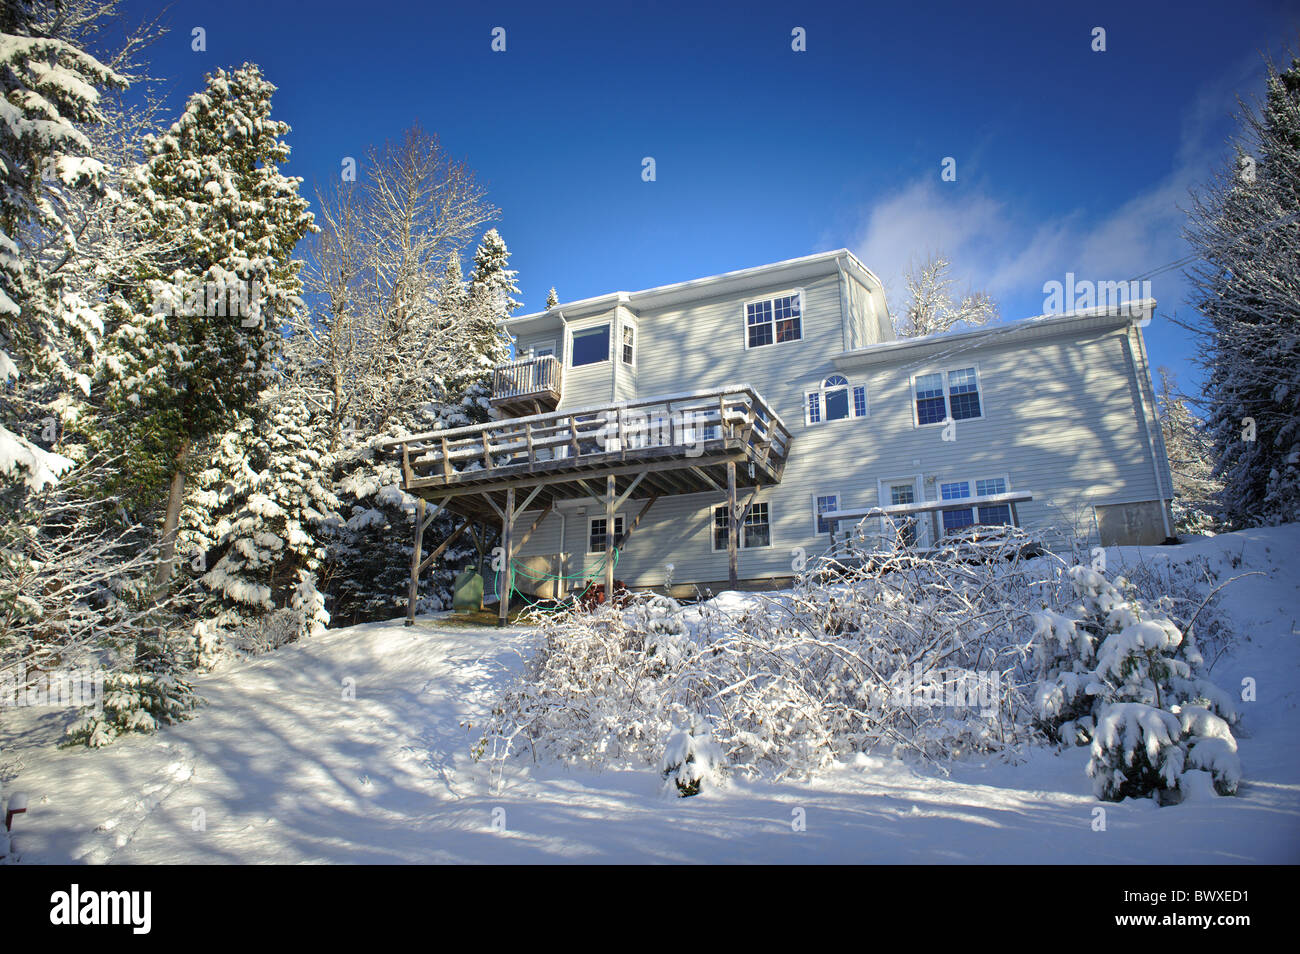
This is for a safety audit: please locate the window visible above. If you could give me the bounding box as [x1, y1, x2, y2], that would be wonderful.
[571, 325, 610, 366]
[915, 373, 947, 425]
[806, 375, 867, 425]
[947, 367, 982, 420]
[814, 494, 840, 535]
[745, 292, 802, 348]
[913, 366, 983, 426]
[889, 483, 916, 506]
[713, 502, 771, 550]
[621, 325, 635, 365]
[938, 476, 1014, 535]
[589, 515, 624, 553]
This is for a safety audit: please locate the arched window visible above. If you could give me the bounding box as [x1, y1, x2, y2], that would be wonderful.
[806, 375, 867, 425]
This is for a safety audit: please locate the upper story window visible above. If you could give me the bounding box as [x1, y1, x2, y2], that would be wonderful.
[621, 325, 635, 365]
[571, 324, 610, 367]
[913, 366, 983, 426]
[745, 291, 803, 349]
[806, 375, 867, 425]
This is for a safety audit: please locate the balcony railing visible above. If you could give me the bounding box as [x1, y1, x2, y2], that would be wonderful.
[491, 354, 562, 412]
[383, 385, 793, 495]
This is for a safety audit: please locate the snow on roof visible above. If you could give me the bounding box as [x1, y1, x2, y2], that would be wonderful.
[504, 248, 882, 330]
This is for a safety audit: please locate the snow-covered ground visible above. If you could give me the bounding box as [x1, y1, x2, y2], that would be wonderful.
[3, 527, 1299, 864]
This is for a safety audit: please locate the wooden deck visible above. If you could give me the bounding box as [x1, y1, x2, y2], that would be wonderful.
[379, 385, 793, 626]
[380, 385, 793, 518]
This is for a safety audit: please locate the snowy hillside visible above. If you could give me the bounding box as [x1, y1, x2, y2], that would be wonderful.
[3, 526, 1298, 864]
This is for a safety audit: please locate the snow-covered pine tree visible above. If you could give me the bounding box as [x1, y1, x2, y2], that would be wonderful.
[1031, 563, 1240, 802]
[99, 63, 314, 591]
[0, 0, 124, 491]
[188, 394, 338, 653]
[1157, 368, 1224, 535]
[1185, 54, 1300, 528]
[545, 286, 559, 309]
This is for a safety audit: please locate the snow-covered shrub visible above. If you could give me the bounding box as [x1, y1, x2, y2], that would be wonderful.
[1087, 703, 1186, 802]
[483, 530, 1057, 784]
[662, 718, 725, 797]
[64, 630, 196, 748]
[1032, 563, 1241, 802]
[1087, 702, 1242, 803]
[1031, 565, 1237, 747]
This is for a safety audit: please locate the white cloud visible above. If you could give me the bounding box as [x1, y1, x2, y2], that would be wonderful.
[836, 52, 1271, 321]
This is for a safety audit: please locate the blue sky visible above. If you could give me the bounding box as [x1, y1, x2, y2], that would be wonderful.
[115, 0, 1299, 391]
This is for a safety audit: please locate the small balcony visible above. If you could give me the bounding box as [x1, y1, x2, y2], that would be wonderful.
[491, 354, 562, 416]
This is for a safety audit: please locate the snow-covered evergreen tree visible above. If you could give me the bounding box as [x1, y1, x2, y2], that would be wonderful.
[0, 0, 124, 491]
[186, 395, 338, 652]
[661, 716, 725, 797]
[99, 63, 314, 589]
[545, 286, 559, 309]
[1157, 367, 1224, 535]
[1032, 564, 1240, 802]
[1185, 54, 1300, 528]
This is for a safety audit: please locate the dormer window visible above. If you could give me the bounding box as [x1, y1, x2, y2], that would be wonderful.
[806, 375, 867, 425]
[745, 291, 803, 348]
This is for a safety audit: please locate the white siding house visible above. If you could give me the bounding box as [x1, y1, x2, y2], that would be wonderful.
[385, 249, 1174, 612]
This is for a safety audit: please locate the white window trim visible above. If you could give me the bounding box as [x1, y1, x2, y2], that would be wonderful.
[710, 500, 775, 552]
[936, 473, 1015, 533]
[910, 363, 986, 428]
[587, 514, 624, 553]
[878, 475, 922, 508]
[568, 321, 612, 367]
[811, 491, 841, 536]
[619, 317, 637, 368]
[742, 288, 805, 351]
[529, 338, 558, 359]
[805, 376, 868, 426]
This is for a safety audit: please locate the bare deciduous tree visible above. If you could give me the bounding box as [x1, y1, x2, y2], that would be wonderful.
[895, 253, 999, 338]
[289, 125, 499, 444]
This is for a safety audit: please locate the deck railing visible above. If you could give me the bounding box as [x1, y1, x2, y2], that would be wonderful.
[383, 385, 793, 488]
[491, 354, 562, 404]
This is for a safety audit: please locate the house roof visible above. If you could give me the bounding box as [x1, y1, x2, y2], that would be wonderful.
[831, 299, 1156, 371]
[502, 248, 883, 337]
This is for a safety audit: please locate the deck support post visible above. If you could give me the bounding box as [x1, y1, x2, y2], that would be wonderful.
[726, 460, 739, 590]
[406, 497, 427, 626]
[605, 475, 616, 605]
[498, 487, 515, 627]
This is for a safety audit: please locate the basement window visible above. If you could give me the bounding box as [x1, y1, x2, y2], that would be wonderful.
[589, 515, 624, 553]
[939, 476, 1014, 535]
[712, 502, 771, 550]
